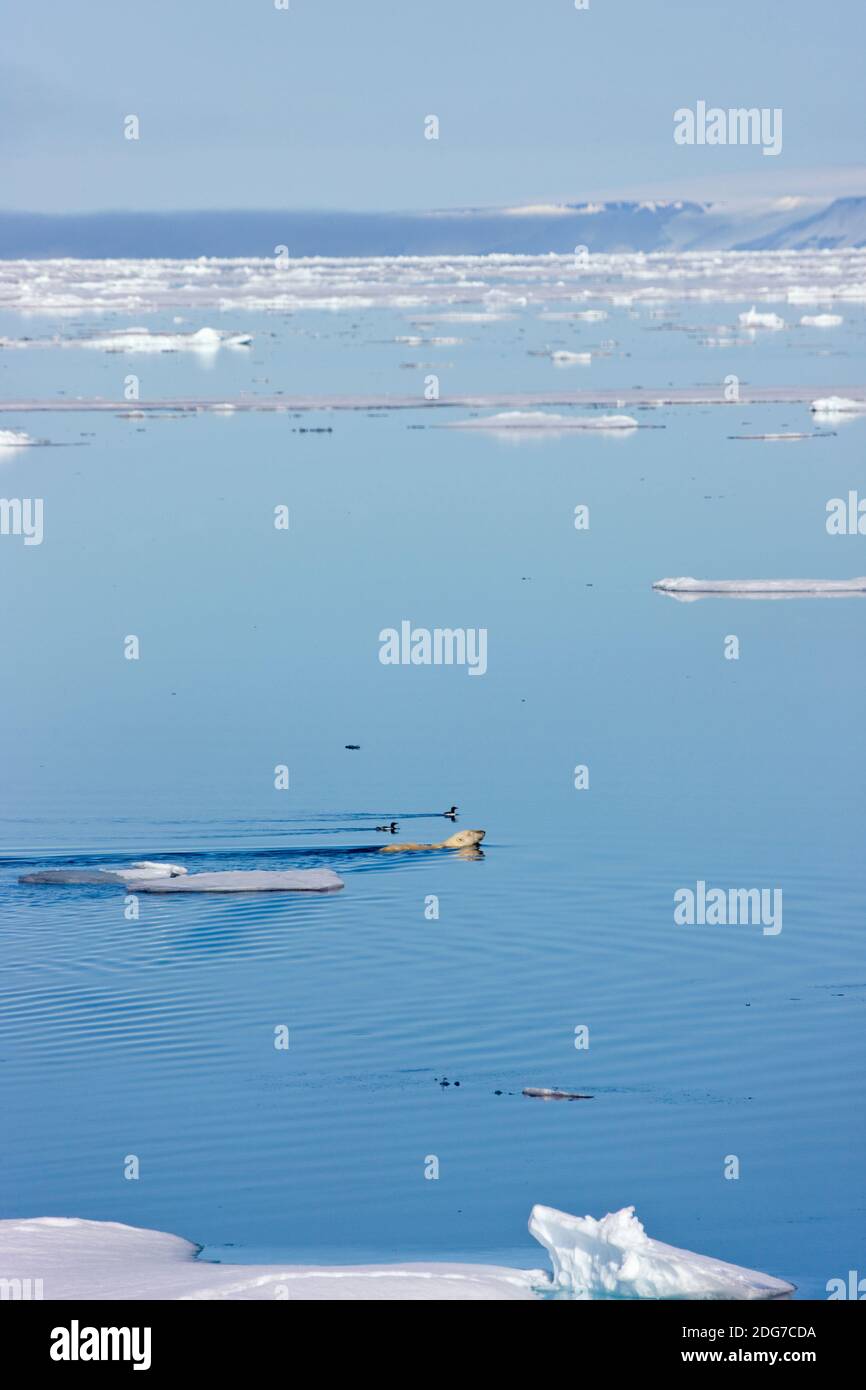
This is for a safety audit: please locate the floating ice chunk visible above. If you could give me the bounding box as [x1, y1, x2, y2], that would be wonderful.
[551, 350, 592, 365]
[132, 869, 345, 892]
[738, 306, 785, 329]
[811, 395, 866, 417]
[448, 410, 637, 433]
[800, 313, 843, 327]
[0, 429, 34, 450]
[77, 327, 252, 353]
[20, 862, 187, 885]
[522, 1087, 592, 1100]
[528, 1205, 794, 1300]
[654, 576, 866, 595]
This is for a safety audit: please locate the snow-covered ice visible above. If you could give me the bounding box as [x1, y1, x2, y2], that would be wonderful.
[528, 1206, 794, 1301]
[551, 350, 592, 365]
[800, 313, 843, 327]
[0, 1208, 793, 1301]
[0, 429, 34, 450]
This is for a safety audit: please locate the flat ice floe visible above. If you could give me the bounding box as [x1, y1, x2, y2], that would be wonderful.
[0, 1207, 792, 1301]
[132, 869, 345, 892]
[551, 350, 592, 365]
[654, 576, 866, 597]
[447, 410, 638, 433]
[800, 313, 843, 327]
[529, 1206, 794, 1301]
[76, 326, 252, 352]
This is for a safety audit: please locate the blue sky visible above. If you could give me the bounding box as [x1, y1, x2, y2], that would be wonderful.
[2, 0, 864, 211]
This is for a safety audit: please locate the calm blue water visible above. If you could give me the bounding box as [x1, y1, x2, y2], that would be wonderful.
[1, 294, 864, 1297]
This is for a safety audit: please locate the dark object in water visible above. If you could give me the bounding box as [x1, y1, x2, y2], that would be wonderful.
[375, 822, 399, 833]
[344, 744, 361, 750]
[522, 1087, 593, 1101]
[442, 805, 458, 818]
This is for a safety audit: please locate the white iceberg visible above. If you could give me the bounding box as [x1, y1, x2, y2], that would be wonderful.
[738, 306, 785, 329]
[528, 1206, 794, 1301]
[800, 313, 843, 327]
[20, 861, 187, 885]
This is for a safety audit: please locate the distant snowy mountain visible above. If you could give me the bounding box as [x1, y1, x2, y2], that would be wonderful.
[737, 197, 866, 250]
[0, 196, 862, 258]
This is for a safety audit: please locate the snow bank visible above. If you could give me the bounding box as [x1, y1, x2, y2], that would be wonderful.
[528, 1206, 794, 1301]
[448, 410, 637, 432]
[133, 869, 345, 893]
[738, 305, 785, 329]
[654, 576, 866, 595]
[0, 1218, 540, 1302]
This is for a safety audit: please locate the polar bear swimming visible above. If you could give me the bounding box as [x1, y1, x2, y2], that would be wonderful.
[379, 829, 485, 853]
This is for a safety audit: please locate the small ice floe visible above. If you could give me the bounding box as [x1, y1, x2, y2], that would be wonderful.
[0, 429, 35, 451]
[550, 350, 592, 366]
[20, 862, 187, 886]
[528, 1206, 794, 1300]
[738, 306, 785, 330]
[132, 869, 344, 893]
[447, 410, 638, 434]
[727, 431, 834, 441]
[800, 313, 843, 327]
[211, 402, 238, 413]
[522, 1087, 592, 1101]
[811, 395, 866, 420]
[76, 326, 253, 353]
[653, 576, 866, 599]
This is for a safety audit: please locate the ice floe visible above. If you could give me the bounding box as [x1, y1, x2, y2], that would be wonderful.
[811, 395, 866, 418]
[0, 1208, 792, 1301]
[528, 1206, 794, 1301]
[20, 862, 188, 885]
[654, 576, 866, 596]
[0, 429, 34, 451]
[738, 305, 785, 329]
[131, 869, 345, 893]
[1, 249, 865, 317]
[447, 410, 638, 433]
[800, 313, 843, 327]
[551, 350, 592, 365]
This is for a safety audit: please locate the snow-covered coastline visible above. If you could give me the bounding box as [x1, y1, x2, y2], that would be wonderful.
[0, 1206, 794, 1301]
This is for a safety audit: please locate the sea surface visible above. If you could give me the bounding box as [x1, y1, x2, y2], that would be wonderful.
[1, 265, 864, 1297]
